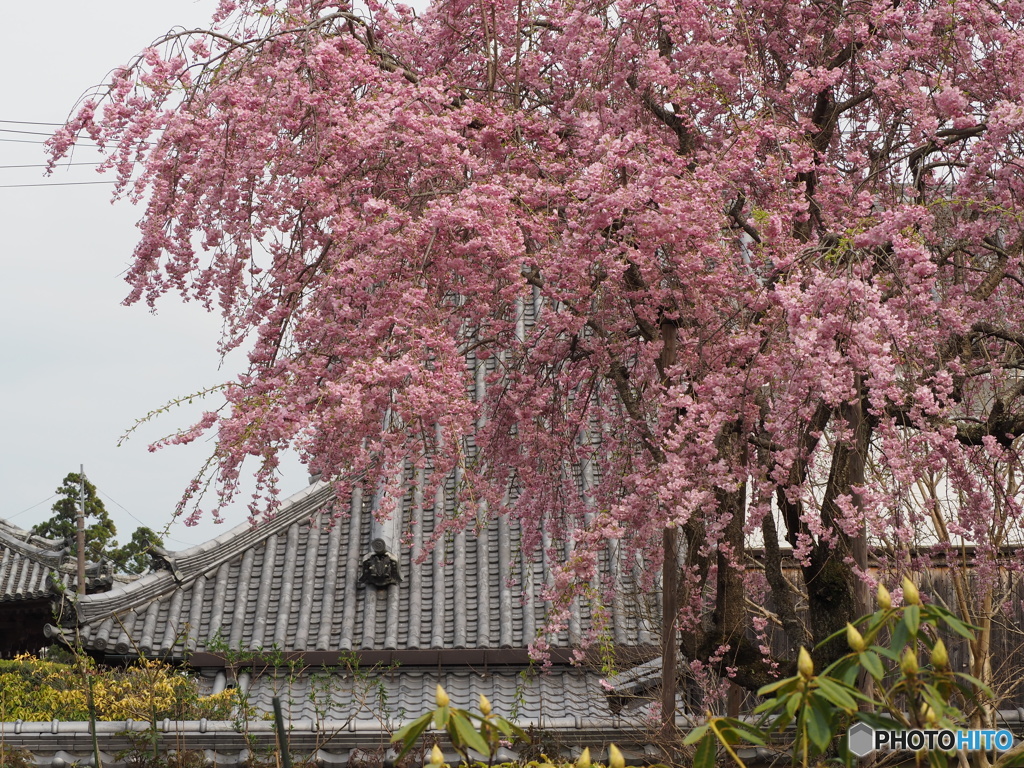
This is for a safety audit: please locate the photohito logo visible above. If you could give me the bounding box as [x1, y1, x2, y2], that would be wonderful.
[846, 723, 1015, 757]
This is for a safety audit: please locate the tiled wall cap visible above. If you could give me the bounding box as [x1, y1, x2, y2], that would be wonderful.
[208, 721, 240, 733]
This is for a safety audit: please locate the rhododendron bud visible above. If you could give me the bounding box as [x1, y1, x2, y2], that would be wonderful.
[798, 647, 814, 679]
[932, 639, 949, 670]
[479, 693, 492, 716]
[435, 685, 449, 707]
[577, 748, 591, 768]
[608, 744, 624, 768]
[901, 648, 919, 676]
[902, 577, 920, 606]
[430, 745, 445, 766]
[846, 623, 866, 653]
[878, 584, 892, 610]
[921, 703, 937, 726]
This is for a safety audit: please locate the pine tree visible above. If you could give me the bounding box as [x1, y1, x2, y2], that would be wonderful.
[33, 473, 163, 574]
[33, 473, 117, 563]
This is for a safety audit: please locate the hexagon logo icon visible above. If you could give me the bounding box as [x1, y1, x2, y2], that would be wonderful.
[848, 722, 874, 757]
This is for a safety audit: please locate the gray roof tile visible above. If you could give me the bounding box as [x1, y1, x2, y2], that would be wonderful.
[48, 480, 656, 659]
[0, 520, 111, 601]
[224, 667, 615, 726]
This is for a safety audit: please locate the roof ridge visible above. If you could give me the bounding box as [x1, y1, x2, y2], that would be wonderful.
[67, 482, 336, 624]
[0, 517, 68, 546]
[161, 481, 336, 577]
[0, 523, 68, 567]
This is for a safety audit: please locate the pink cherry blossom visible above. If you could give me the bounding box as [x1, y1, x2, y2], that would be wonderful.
[49, 0, 1024, 701]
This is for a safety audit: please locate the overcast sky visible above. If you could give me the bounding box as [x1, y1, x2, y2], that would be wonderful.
[0, 0, 306, 550]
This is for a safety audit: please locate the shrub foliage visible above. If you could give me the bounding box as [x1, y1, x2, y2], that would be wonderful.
[0, 654, 235, 721]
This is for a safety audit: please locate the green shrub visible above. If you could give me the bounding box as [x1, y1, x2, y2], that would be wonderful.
[0, 654, 236, 721]
[686, 578, 1018, 768]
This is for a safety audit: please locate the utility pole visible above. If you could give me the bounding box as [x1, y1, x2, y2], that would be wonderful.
[77, 464, 86, 595]
[661, 526, 678, 733]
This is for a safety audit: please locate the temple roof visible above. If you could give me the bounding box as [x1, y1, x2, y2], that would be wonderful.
[0, 519, 110, 602]
[48, 481, 659, 661]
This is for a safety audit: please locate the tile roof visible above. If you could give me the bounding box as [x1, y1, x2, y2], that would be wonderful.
[201, 666, 612, 726]
[50, 481, 659, 659]
[28, 309, 667, 752]
[0, 519, 110, 601]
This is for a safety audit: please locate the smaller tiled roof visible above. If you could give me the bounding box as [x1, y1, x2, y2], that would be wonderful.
[198, 666, 613, 726]
[0, 519, 111, 602]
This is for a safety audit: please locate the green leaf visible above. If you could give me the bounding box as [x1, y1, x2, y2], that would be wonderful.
[857, 713, 904, 733]
[805, 694, 833, 753]
[682, 724, 710, 746]
[786, 691, 802, 718]
[816, 625, 848, 649]
[858, 651, 885, 681]
[936, 611, 976, 641]
[764, 708, 794, 734]
[391, 712, 434, 760]
[492, 716, 528, 742]
[953, 672, 994, 698]
[839, 663, 859, 687]
[391, 711, 432, 743]
[692, 733, 716, 768]
[757, 676, 798, 697]
[726, 718, 767, 746]
[890, 617, 909, 653]
[872, 644, 899, 662]
[814, 677, 858, 713]
[449, 710, 491, 757]
[434, 705, 450, 729]
[926, 603, 981, 632]
[864, 610, 888, 635]
[904, 604, 920, 636]
[819, 655, 857, 679]
[919, 684, 952, 721]
[717, 724, 740, 746]
[754, 697, 784, 716]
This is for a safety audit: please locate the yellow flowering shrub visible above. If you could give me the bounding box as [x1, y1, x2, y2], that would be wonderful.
[0, 655, 236, 722]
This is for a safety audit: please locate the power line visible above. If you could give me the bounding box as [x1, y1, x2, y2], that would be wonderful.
[97, 488, 193, 547]
[0, 119, 64, 126]
[0, 181, 115, 188]
[0, 128, 58, 137]
[0, 137, 100, 146]
[0, 162, 101, 169]
[9, 495, 57, 520]
[96, 489, 153, 529]
[0, 137, 58, 145]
